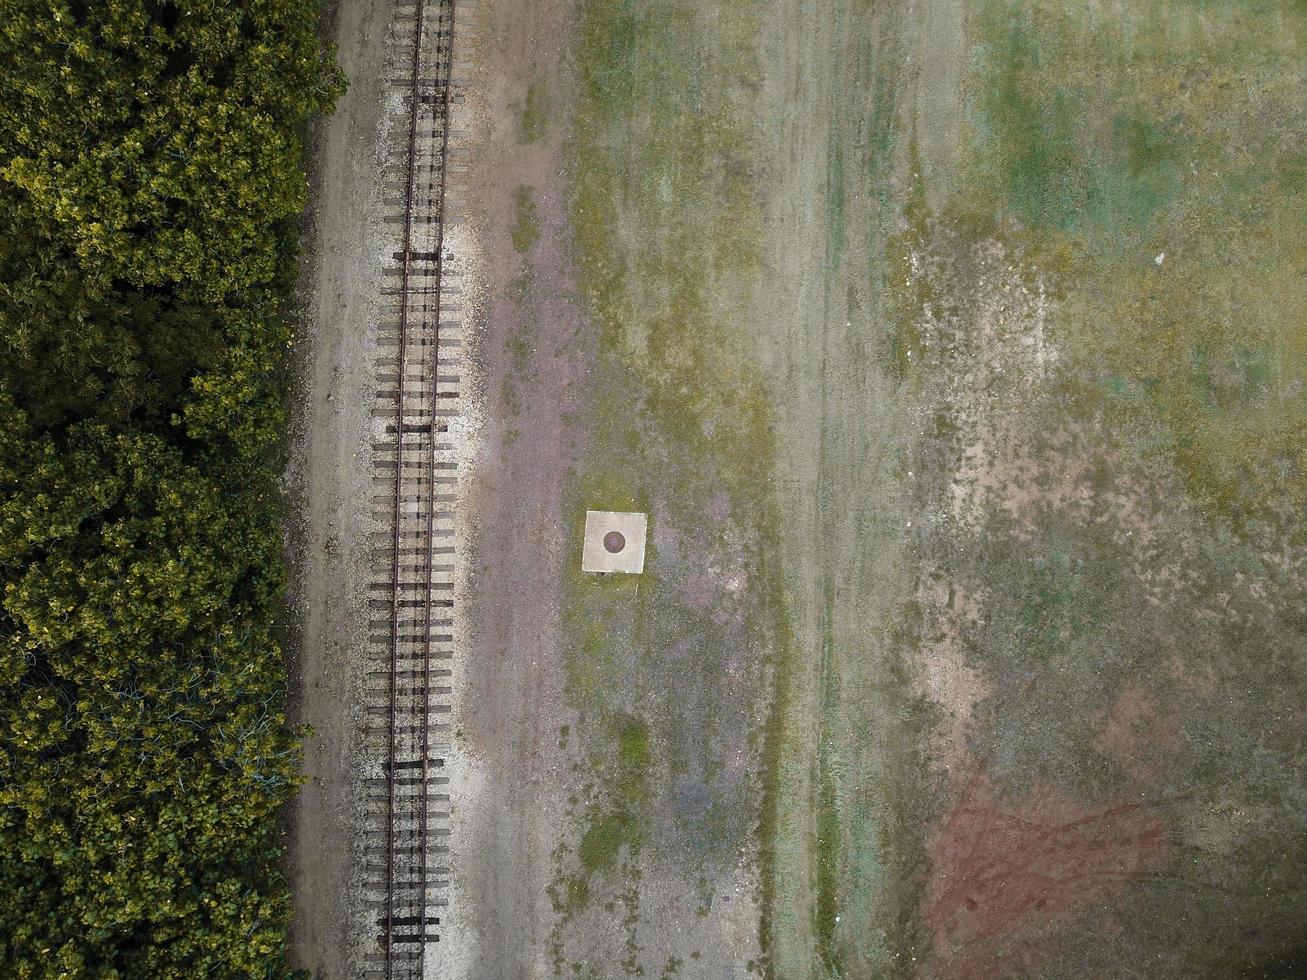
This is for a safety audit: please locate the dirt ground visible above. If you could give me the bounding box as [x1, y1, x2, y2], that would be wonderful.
[445, 0, 586, 974]
[284, 0, 398, 974]
[288, 0, 1307, 976]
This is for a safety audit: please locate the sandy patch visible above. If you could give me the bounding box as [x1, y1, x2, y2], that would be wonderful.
[918, 580, 993, 771]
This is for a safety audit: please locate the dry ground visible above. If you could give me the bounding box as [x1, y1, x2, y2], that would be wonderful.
[284, 0, 401, 973]
[288, 0, 1307, 976]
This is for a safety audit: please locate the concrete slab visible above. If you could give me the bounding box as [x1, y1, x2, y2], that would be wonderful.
[581, 510, 647, 573]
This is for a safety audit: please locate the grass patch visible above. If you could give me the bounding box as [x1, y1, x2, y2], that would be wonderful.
[512, 185, 542, 253]
[965, 0, 1307, 545]
[890, 1, 1307, 968]
[520, 80, 550, 144]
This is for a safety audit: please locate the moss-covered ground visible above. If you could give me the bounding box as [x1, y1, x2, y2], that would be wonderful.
[545, 0, 1307, 975]
[546, 0, 786, 973]
[889, 3, 1307, 974]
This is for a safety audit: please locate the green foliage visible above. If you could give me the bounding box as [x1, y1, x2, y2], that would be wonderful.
[0, 0, 341, 973]
[0, 0, 342, 302]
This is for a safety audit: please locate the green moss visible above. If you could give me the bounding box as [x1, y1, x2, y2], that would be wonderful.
[572, 718, 653, 877]
[548, 874, 591, 918]
[578, 810, 636, 874]
[501, 270, 539, 420]
[975, 6, 1089, 230]
[512, 185, 542, 253]
[617, 718, 650, 779]
[563, 612, 619, 712]
[520, 81, 550, 144]
[505, 331, 531, 377]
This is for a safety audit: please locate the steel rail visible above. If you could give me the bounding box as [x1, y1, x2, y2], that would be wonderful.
[386, 0, 428, 970]
[418, 0, 458, 969]
[420, 3, 462, 972]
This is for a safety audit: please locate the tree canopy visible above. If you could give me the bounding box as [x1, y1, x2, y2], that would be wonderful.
[0, 0, 342, 974]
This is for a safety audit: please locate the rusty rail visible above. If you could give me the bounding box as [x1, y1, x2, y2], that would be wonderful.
[369, 0, 459, 976]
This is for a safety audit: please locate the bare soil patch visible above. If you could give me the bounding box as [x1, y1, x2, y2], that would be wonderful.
[924, 766, 1169, 980]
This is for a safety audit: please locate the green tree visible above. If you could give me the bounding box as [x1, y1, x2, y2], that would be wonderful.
[0, 0, 342, 972]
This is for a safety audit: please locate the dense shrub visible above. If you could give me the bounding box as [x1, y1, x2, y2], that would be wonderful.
[0, 0, 342, 974]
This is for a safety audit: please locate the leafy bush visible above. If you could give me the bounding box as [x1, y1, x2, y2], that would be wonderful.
[0, 0, 342, 974]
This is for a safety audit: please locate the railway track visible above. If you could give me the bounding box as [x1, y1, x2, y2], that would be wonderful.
[364, 0, 468, 976]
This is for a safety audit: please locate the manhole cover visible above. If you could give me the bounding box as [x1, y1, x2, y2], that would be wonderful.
[603, 530, 626, 553]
